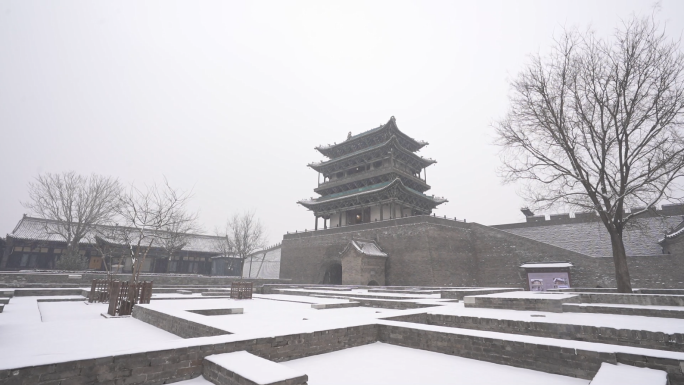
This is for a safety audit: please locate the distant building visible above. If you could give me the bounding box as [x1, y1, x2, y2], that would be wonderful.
[298, 116, 447, 230]
[1, 215, 242, 276]
[241, 243, 282, 279]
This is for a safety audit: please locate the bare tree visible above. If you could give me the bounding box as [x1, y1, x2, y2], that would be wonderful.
[215, 211, 266, 278]
[157, 216, 202, 273]
[23, 172, 121, 270]
[495, 15, 684, 292]
[115, 179, 198, 283]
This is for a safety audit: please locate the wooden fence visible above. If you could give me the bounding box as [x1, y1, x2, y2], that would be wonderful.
[105, 280, 154, 316]
[230, 281, 253, 299]
[88, 278, 114, 303]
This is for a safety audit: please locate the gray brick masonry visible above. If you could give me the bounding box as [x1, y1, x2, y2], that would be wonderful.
[186, 308, 243, 316]
[0, 324, 377, 385]
[563, 303, 684, 319]
[281, 216, 684, 289]
[311, 302, 360, 309]
[384, 312, 684, 352]
[463, 294, 581, 313]
[132, 306, 231, 338]
[202, 354, 307, 385]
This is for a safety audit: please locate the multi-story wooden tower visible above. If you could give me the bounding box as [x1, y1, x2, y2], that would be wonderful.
[298, 116, 447, 230]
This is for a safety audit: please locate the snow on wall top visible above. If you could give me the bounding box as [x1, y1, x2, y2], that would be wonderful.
[501, 216, 681, 257]
[205, 351, 306, 384]
[519, 263, 573, 269]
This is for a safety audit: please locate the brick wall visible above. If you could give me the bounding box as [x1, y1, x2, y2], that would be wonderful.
[280, 217, 474, 286]
[463, 294, 581, 313]
[3, 319, 684, 384]
[0, 324, 378, 385]
[340, 251, 386, 286]
[378, 323, 614, 380]
[132, 306, 231, 338]
[385, 313, 684, 352]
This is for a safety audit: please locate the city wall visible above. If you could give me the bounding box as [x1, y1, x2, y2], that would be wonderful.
[280, 216, 684, 288]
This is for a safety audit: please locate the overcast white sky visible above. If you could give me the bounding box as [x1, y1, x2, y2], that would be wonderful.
[1, 0, 683, 244]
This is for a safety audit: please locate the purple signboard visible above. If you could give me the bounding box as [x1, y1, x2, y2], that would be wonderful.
[527, 271, 570, 291]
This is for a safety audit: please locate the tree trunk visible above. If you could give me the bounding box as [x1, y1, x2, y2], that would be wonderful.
[248, 256, 253, 278]
[608, 231, 633, 293]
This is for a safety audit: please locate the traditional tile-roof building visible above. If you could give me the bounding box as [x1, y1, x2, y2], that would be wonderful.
[298, 116, 447, 230]
[241, 243, 282, 279]
[339, 239, 387, 286]
[1, 215, 242, 276]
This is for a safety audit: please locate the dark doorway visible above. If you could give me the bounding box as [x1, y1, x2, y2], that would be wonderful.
[322, 263, 342, 285]
[154, 258, 168, 273]
[367, 280, 378, 286]
[347, 207, 371, 225]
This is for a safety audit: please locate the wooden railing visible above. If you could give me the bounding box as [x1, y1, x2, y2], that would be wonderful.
[88, 278, 114, 303]
[230, 282, 253, 299]
[105, 280, 154, 316]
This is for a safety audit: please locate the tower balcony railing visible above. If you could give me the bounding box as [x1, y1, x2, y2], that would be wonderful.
[285, 214, 468, 239]
[316, 164, 428, 192]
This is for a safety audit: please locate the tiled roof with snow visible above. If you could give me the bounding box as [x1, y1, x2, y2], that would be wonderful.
[351, 240, 387, 257]
[9, 217, 96, 244]
[299, 178, 447, 206]
[8, 216, 224, 254]
[520, 262, 573, 269]
[500, 216, 680, 257]
[659, 220, 684, 243]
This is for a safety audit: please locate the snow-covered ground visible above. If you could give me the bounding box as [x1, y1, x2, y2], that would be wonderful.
[0, 296, 180, 368]
[170, 376, 213, 385]
[138, 295, 407, 336]
[2, 290, 682, 384]
[281, 342, 589, 385]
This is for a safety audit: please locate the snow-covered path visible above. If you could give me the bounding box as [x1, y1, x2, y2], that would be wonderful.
[282, 342, 589, 385]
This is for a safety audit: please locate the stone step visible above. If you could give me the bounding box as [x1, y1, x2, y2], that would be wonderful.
[0, 297, 10, 305]
[0, 304, 3, 313]
[590, 362, 667, 385]
[311, 301, 360, 309]
[177, 290, 193, 295]
[203, 351, 307, 385]
[0, 290, 14, 298]
[563, 303, 684, 319]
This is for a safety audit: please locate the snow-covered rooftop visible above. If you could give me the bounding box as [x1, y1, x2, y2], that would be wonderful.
[8, 216, 225, 254]
[520, 262, 573, 269]
[351, 240, 387, 257]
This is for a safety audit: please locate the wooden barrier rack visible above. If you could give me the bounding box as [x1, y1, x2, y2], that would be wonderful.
[230, 282, 253, 299]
